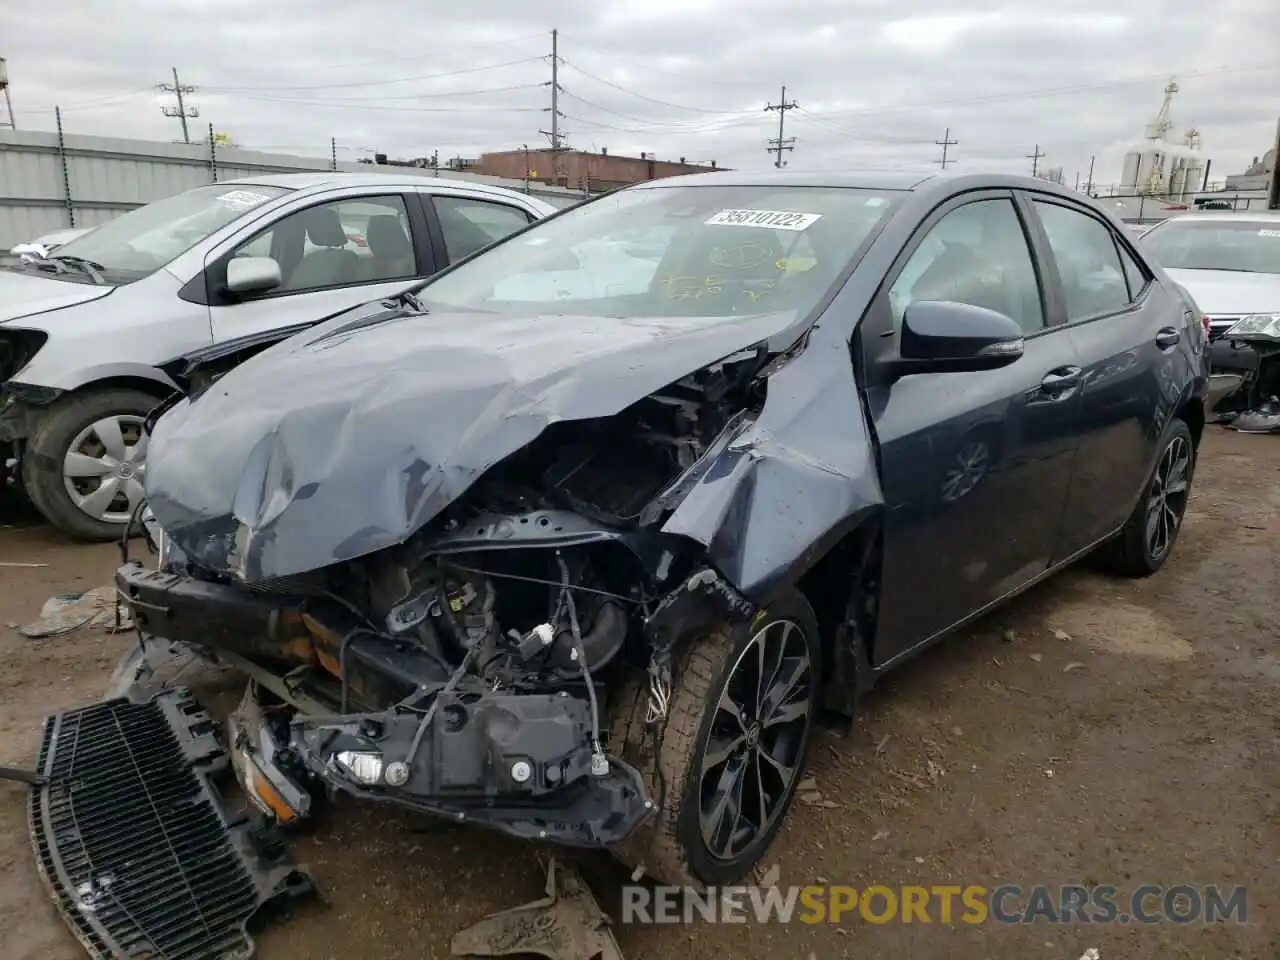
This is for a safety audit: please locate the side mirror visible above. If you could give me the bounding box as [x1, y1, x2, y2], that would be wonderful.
[891, 300, 1025, 375]
[226, 256, 283, 295]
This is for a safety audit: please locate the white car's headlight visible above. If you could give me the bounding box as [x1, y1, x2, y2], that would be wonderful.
[1225, 314, 1280, 339]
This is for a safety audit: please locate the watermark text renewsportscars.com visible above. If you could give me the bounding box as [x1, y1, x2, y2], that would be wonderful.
[621, 883, 1247, 926]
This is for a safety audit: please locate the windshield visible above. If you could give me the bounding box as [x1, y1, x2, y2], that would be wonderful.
[49, 183, 290, 283]
[417, 184, 900, 320]
[1141, 219, 1280, 275]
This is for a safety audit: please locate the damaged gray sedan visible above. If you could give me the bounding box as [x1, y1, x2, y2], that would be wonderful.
[114, 170, 1207, 888]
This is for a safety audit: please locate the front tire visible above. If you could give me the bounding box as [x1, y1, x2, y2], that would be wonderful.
[22, 387, 163, 540]
[610, 588, 821, 886]
[1096, 416, 1195, 577]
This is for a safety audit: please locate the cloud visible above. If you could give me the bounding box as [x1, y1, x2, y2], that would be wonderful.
[2, 0, 1276, 189]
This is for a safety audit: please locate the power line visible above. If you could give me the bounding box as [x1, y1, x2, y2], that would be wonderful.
[218, 91, 544, 114]
[1027, 143, 1045, 177]
[227, 82, 547, 106]
[202, 55, 545, 94]
[765, 85, 798, 168]
[559, 58, 757, 115]
[935, 127, 958, 168]
[294, 31, 548, 72]
[21, 89, 157, 114]
[157, 67, 198, 144]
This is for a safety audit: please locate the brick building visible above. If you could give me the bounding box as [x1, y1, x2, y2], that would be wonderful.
[475, 147, 724, 192]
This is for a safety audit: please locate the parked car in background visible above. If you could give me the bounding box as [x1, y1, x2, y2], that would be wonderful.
[1140, 211, 1280, 342]
[0, 172, 557, 539]
[117, 170, 1207, 892]
[9, 226, 95, 263]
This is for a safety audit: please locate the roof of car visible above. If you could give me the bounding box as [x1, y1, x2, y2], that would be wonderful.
[217, 170, 541, 201]
[627, 168, 1090, 198]
[1158, 209, 1280, 225]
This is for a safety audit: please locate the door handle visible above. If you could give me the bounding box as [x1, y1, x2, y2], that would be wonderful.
[1040, 366, 1082, 394]
[1156, 327, 1181, 349]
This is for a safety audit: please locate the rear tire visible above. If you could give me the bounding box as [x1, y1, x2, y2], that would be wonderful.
[609, 588, 821, 886]
[23, 387, 164, 541]
[1096, 417, 1195, 578]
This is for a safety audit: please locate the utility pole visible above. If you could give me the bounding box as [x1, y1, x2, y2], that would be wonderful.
[1267, 117, 1280, 211]
[538, 30, 567, 185]
[935, 126, 958, 169]
[1084, 155, 1096, 196]
[158, 67, 198, 144]
[0, 57, 15, 129]
[1026, 143, 1045, 178]
[764, 85, 798, 168]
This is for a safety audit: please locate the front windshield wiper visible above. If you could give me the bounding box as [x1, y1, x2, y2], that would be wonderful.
[393, 288, 429, 314]
[50, 254, 107, 283]
[311, 295, 426, 347]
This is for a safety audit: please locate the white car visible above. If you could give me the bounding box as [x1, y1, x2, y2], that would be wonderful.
[0, 173, 557, 539]
[1140, 211, 1280, 341]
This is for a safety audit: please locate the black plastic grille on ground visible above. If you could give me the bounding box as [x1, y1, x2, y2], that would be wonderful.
[28, 689, 312, 960]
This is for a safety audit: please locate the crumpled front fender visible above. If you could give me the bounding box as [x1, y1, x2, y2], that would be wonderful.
[660, 335, 884, 605]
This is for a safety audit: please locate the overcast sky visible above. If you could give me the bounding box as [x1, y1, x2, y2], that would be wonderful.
[5, 0, 1278, 189]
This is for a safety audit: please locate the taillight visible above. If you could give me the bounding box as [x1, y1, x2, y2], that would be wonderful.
[1201, 316, 1211, 339]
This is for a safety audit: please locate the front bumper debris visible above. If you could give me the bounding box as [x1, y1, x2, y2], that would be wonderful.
[291, 695, 652, 847]
[452, 855, 624, 960]
[114, 562, 655, 849]
[28, 688, 314, 960]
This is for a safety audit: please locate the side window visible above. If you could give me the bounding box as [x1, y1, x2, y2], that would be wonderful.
[228, 195, 417, 294]
[1032, 201, 1130, 320]
[1115, 240, 1148, 301]
[889, 198, 1045, 334]
[433, 197, 532, 263]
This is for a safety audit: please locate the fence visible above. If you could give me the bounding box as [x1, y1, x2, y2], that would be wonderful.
[0, 119, 590, 251]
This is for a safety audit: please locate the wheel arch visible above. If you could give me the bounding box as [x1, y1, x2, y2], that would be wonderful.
[58, 364, 179, 400]
[1176, 393, 1205, 451]
[794, 511, 884, 717]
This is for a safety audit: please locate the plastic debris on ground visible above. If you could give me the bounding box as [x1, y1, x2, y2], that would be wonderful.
[19, 585, 133, 638]
[451, 856, 624, 960]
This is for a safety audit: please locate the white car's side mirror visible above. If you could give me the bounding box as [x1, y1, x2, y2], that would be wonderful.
[226, 256, 283, 295]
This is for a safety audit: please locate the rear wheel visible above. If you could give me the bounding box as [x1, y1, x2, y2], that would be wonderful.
[610, 588, 821, 886]
[1096, 417, 1195, 577]
[22, 387, 163, 540]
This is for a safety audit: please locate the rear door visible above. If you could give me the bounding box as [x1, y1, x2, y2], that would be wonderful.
[860, 190, 1085, 662]
[418, 191, 538, 266]
[1018, 191, 1190, 557]
[196, 189, 436, 345]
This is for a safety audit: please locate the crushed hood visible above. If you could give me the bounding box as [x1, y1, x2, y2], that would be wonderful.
[145, 304, 803, 581]
[0, 268, 114, 323]
[1164, 268, 1280, 317]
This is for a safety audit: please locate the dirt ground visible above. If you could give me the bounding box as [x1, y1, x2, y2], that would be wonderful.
[1, 426, 1277, 960]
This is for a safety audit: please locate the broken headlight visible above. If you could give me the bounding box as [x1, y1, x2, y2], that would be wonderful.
[1225, 314, 1280, 340]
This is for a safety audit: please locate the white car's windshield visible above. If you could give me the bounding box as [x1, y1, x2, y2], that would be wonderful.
[1141, 218, 1280, 275]
[418, 184, 900, 320]
[49, 183, 290, 282]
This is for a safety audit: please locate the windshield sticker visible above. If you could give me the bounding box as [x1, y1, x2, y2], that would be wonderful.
[218, 189, 274, 210]
[1258, 229, 1280, 238]
[704, 209, 822, 231]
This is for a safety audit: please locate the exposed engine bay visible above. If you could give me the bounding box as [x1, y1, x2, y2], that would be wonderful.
[116, 350, 769, 846]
